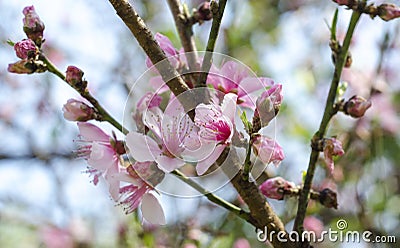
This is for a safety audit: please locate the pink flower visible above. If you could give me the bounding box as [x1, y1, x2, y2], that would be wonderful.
[254, 84, 283, 127]
[22, 6, 45, 45]
[7, 59, 35, 74]
[233, 238, 251, 248]
[378, 4, 400, 21]
[40, 226, 74, 248]
[323, 138, 344, 174]
[133, 92, 163, 133]
[126, 100, 199, 173]
[304, 216, 324, 237]
[194, 93, 237, 174]
[14, 39, 37, 59]
[66, 65, 84, 87]
[259, 177, 296, 200]
[252, 135, 285, 166]
[108, 162, 166, 225]
[208, 61, 275, 109]
[344, 95, 372, 118]
[77, 122, 121, 199]
[62, 99, 95, 121]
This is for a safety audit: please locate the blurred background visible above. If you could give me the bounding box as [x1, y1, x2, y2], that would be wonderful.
[0, 0, 399, 247]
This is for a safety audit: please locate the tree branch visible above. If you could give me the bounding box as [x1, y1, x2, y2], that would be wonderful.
[167, 0, 199, 72]
[108, 0, 198, 119]
[293, 9, 362, 236]
[217, 148, 297, 248]
[198, 0, 227, 86]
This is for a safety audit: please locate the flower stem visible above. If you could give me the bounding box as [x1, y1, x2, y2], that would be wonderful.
[41, 55, 129, 135]
[293, 10, 362, 234]
[242, 139, 253, 181]
[170, 169, 254, 224]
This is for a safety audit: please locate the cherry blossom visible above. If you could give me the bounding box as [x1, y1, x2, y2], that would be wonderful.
[194, 93, 237, 174]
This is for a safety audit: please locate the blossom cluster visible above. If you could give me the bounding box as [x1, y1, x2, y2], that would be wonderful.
[7, 5, 377, 226]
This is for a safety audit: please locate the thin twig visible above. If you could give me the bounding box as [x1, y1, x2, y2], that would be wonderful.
[293, 10, 362, 235]
[167, 0, 199, 72]
[41, 55, 129, 134]
[171, 169, 255, 225]
[198, 0, 227, 86]
[108, 0, 199, 120]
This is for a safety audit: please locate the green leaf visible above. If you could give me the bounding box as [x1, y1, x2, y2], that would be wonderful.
[7, 39, 15, 46]
[239, 110, 252, 134]
[331, 9, 339, 41]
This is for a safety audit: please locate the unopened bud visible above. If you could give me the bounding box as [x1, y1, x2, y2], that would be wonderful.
[344, 95, 372, 118]
[378, 4, 400, 21]
[62, 99, 94, 121]
[14, 39, 38, 59]
[319, 188, 338, 209]
[8, 59, 36, 74]
[66, 66, 86, 89]
[196, 2, 213, 22]
[323, 138, 344, 174]
[254, 84, 282, 129]
[252, 135, 285, 166]
[259, 177, 295, 200]
[22, 6, 45, 46]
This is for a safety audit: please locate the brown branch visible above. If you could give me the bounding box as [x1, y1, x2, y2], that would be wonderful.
[167, 0, 199, 72]
[108, 0, 199, 118]
[216, 148, 297, 248]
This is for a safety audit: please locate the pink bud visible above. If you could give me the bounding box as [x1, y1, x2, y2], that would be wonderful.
[255, 84, 283, 127]
[196, 2, 213, 22]
[62, 99, 94, 121]
[14, 39, 37, 59]
[7, 59, 35, 74]
[323, 138, 344, 174]
[252, 135, 284, 166]
[344, 95, 372, 118]
[22, 6, 45, 45]
[378, 4, 400, 21]
[65, 66, 85, 88]
[259, 177, 295, 200]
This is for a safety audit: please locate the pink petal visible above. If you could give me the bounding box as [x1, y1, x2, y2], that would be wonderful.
[196, 145, 225, 175]
[143, 108, 163, 140]
[87, 143, 116, 171]
[221, 93, 238, 123]
[155, 155, 185, 172]
[238, 77, 274, 96]
[150, 76, 169, 94]
[126, 132, 162, 162]
[77, 122, 110, 142]
[104, 161, 120, 201]
[141, 191, 166, 225]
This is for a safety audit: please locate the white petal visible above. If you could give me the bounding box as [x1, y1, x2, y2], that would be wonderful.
[88, 143, 116, 171]
[196, 145, 225, 175]
[155, 155, 185, 172]
[126, 132, 161, 162]
[77, 122, 110, 142]
[221, 93, 238, 122]
[141, 191, 166, 225]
